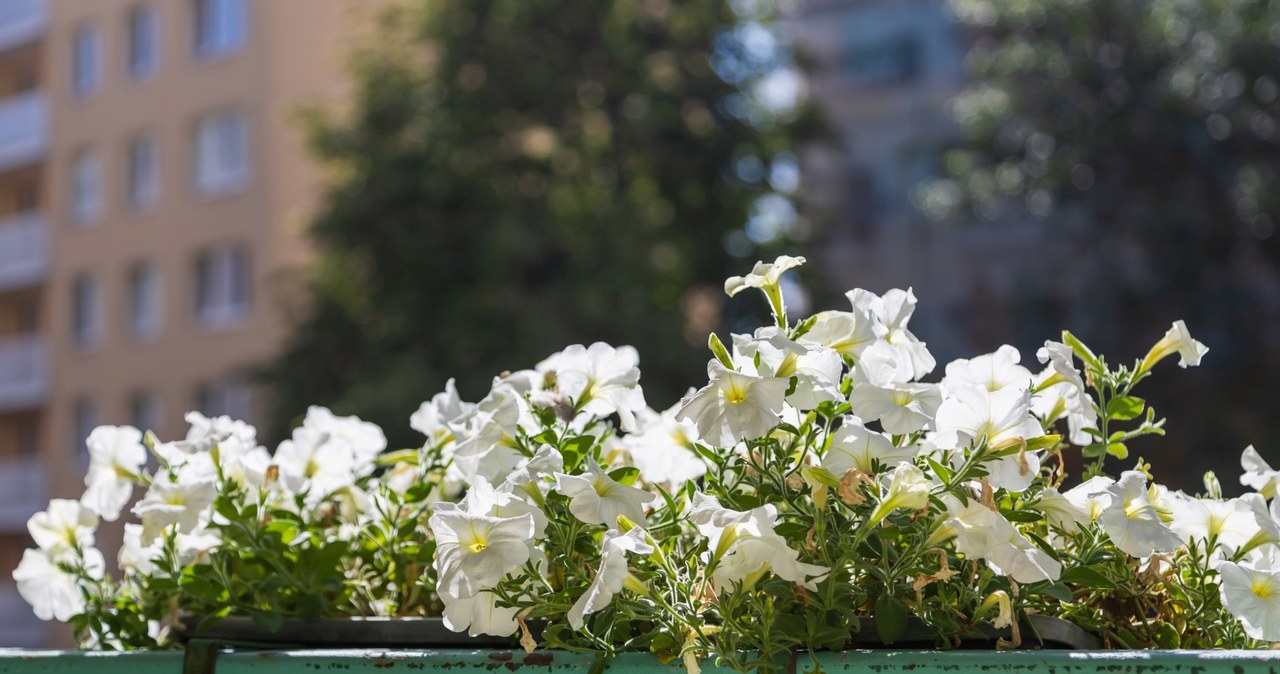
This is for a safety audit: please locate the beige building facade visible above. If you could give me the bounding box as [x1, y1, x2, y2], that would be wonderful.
[0, 0, 380, 645]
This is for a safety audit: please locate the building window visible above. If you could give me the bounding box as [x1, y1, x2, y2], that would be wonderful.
[197, 378, 251, 422]
[16, 298, 37, 335]
[71, 273, 102, 348]
[16, 184, 38, 214]
[128, 262, 162, 340]
[193, 246, 249, 328]
[194, 0, 247, 60]
[17, 417, 37, 457]
[128, 5, 160, 80]
[127, 133, 160, 211]
[72, 397, 97, 456]
[130, 390, 161, 435]
[843, 33, 922, 87]
[71, 149, 102, 225]
[192, 110, 248, 197]
[72, 25, 102, 97]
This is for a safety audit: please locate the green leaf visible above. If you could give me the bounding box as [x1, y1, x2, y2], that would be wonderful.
[1060, 566, 1117, 591]
[608, 466, 641, 486]
[1106, 442, 1129, 459]
[925, 457, 953, 483]
[1024, 434, 1062, 451]
[708, 332, 734, 369]
[874, 594, 907, 645]
[1042, 583, 1074, 602]
[1106, 396, 1145, 421]
[1002, 509, 1044, 523]
[1082, 442, 1107, 458]
[374, 448, 420, 467]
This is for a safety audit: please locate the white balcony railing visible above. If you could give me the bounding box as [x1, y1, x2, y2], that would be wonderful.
[0, 212, 46, 291]
[0, 336, 47, 412]
[0, 585, 46, 647]
[0, 0, 45, 54]
[0, 92, 46, 172]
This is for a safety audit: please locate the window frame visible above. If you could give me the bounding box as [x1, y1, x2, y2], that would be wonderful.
[127, 132, 161, 211]
[191, 109, 249, 198]
[71, 273, 102, 349]
[71, 24, 102, 97]
[127, 4, 161, 81]
[193, 0, 248, 61]
[70, 148, 103, 226]
[128, 261, 163, 341]
[192, 245, 250, 329]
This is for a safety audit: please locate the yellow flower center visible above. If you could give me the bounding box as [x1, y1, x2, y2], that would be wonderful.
[890, 390, 914, 406]
[467, 541, 488, 554]
[724, 381, 748, 404]
[1252, 577, 1273, 599]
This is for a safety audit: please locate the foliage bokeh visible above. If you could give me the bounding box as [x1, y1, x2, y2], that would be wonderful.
[914, 0, 1280, 485]
[263, 0, 814, 449]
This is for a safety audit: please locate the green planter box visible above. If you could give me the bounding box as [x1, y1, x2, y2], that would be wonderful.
[2, 649, 1279, 674]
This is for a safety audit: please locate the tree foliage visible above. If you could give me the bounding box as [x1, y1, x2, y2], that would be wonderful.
[263, 0, 807, 449]
[915, 0, 1280, 483]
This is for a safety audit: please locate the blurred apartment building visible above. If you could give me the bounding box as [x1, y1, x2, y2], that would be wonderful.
[788, 0, 1043, 360]
[0, 0, 375, 645]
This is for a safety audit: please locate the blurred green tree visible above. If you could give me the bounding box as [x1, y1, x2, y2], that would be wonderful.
[263, 0, 810, 448]
[917, 0, 1280, 482]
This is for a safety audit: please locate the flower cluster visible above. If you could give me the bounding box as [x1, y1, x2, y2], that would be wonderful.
[16, 256, 1279, 668]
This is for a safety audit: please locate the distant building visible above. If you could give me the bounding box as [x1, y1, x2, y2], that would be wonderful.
[0, 0, 380, 645]
[787, 0, 1045, 361]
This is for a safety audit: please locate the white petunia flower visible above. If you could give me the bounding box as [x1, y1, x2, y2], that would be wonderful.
[941, 495, 1061, 583]
[554, 457, 654, 528]
[500, 444, 565, 494]
[622, 400, 707, 488]
[1166, 492, 1263, 553]
[28, 499, 97, 555]
[550, 342, 647, 432]
[871, 462, 932, 518]
[676, 362, 789, 447]
[568, 527, 654, 629]
[81, 425, 148, 521]
[464, 477, 548, 541]
[850, 288, 936, 381]
[821, 417, 916, 475]
[448, 385, 524, 486]
[273, 426, 359, 500]
[1062, 476, 1115, 521]
[1095, 471, 1182, 558]
[131, 478, 217, 542]
[690, 493, 828, 591]
[411, 378, 474, 447]
[724, 255, 806, 298]
[302, 406, 386, 477]
[934, 385, 1044, 492]
[178, 411, 257, 454]
[1242, 446, 1280, 499]
[119, 523, 160, 577]
[430, 502, 535, 600]
[798, 308, 880, 360]
[441, 589, 520, 637]
[847, 344, 941, 435]
[1141, 320, 1209, 372]
[1036, 487, 1090, 531]
[736, 328, 843, 410]
[942, 345, 1032, 395]
[13, 546, 105, 622]
[1217, 560, 1280, 641]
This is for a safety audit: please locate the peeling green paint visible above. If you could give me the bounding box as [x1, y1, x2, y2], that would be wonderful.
[1, 649, 1278, 674]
